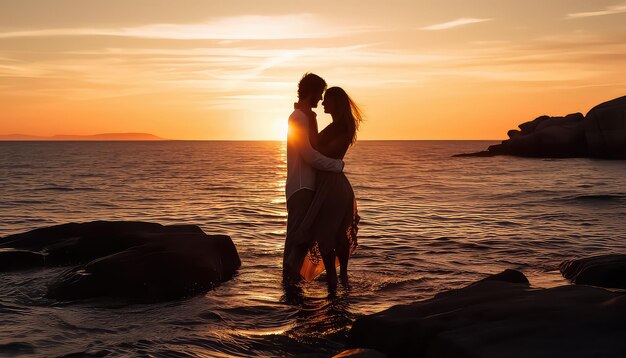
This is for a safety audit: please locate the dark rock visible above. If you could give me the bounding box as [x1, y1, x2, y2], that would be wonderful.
[48, 233, 240, 301]
[535, 112, 584, 132]
[500, 113, 587, 158]
[585, 95, 626, 159]
[454, 113, 587, 158]
[1, 221, 241, 301]
[454, 94, 626, 159]
[1, 221, 160, 249]
[0, 221, 203, 270]
[452, 150, 497, 158]
[507, 129, 521, 138]
[519, 115, 550, 134]
[560, 254, 626, 289]
[473, 268, 529, 285]
[0, 248, 45, 271]
[348, 270, 626, 357]
[487, 143, 505, 153]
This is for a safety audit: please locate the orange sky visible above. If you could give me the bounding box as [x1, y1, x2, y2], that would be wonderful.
[1, 0, 626, 140]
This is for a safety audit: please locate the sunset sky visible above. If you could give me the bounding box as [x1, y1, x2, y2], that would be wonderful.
[1, 0, 625, 140]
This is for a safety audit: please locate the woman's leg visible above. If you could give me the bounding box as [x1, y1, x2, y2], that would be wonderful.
[321, 250, 338, 291]
[338, 247, 349, 283]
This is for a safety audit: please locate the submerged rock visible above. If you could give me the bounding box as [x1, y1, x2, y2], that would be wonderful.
[0, 221, 241, 301]
[560, 254, 626, 289]
[0, 248, 45, 271]
[0, 221, 204, 270]
[455, 95, 626, 159]
[348, 270, 626, 357]
[472, 268, 529, 285]
[48, 233, 240, 301]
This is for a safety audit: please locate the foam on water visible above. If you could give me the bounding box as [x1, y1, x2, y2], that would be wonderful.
[1, 141, 625, 356]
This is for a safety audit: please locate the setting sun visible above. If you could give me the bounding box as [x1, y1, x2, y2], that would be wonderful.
[272, 119, 289, 141]
[2, 1, 625, 140]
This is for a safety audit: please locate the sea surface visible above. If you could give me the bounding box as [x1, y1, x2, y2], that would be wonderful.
[1, 141, 625, 357]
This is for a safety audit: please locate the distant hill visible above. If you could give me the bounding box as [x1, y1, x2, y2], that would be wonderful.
[0, 133, 168, 141]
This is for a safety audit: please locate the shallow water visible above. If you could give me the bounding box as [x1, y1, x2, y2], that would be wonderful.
[1, 141, 625, 357]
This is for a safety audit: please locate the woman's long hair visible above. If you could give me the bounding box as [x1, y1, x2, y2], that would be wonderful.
[325, 87, 363, 146]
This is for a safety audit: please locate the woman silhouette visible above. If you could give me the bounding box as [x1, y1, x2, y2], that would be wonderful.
[295, 86, 362, 289]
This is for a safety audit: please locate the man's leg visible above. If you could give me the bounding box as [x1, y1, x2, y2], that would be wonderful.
[283, 189, 315, 281]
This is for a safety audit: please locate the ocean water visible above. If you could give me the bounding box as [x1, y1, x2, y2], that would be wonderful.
[1, 140, 625, 357]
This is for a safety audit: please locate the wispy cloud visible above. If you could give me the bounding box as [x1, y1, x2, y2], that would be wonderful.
[0, 14, 372, 40]
[421, 18, 492, 31]
[567, 4, 626, 18]
[0, 42, 449, 103]
[2, 25, 625, 109]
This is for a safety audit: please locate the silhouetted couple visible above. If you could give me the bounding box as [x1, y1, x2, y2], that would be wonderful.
[283, 73, 362, 291]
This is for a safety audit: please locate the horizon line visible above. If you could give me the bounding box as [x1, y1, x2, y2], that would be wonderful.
[0, 139, 502, 142]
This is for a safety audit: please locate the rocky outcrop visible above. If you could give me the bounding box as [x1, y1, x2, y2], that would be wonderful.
[348, 270, 626, 357]
[560, 254, 626, 289]
[498, 113, 586, 157]
[585, 96, 626, 159]
[455, 95, 626, 159]
[0, 221, 241, 301]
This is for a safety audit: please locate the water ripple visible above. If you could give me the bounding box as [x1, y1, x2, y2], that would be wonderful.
[0, 141, 625, 356]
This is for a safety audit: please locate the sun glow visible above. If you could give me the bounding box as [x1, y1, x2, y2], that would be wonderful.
[2, 2, 626, 140]
[272, 119, 289, 141]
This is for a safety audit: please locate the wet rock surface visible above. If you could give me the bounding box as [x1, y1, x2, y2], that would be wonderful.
[0, 248, 45, 271]
[0, 221, 241, 301]
[0, 221, 205, 269]
[560, 254, 626, 289]
[48, 233, 240, 301]
[348, 270, 626, 358]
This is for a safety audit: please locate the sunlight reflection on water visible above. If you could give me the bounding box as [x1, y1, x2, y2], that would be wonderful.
[1, 140, 626, 356]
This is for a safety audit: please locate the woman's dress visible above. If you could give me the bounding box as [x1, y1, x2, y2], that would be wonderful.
[297, 122, 360, 281]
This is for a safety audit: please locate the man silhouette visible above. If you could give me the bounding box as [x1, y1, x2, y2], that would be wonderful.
[283, 73, 344, 282]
